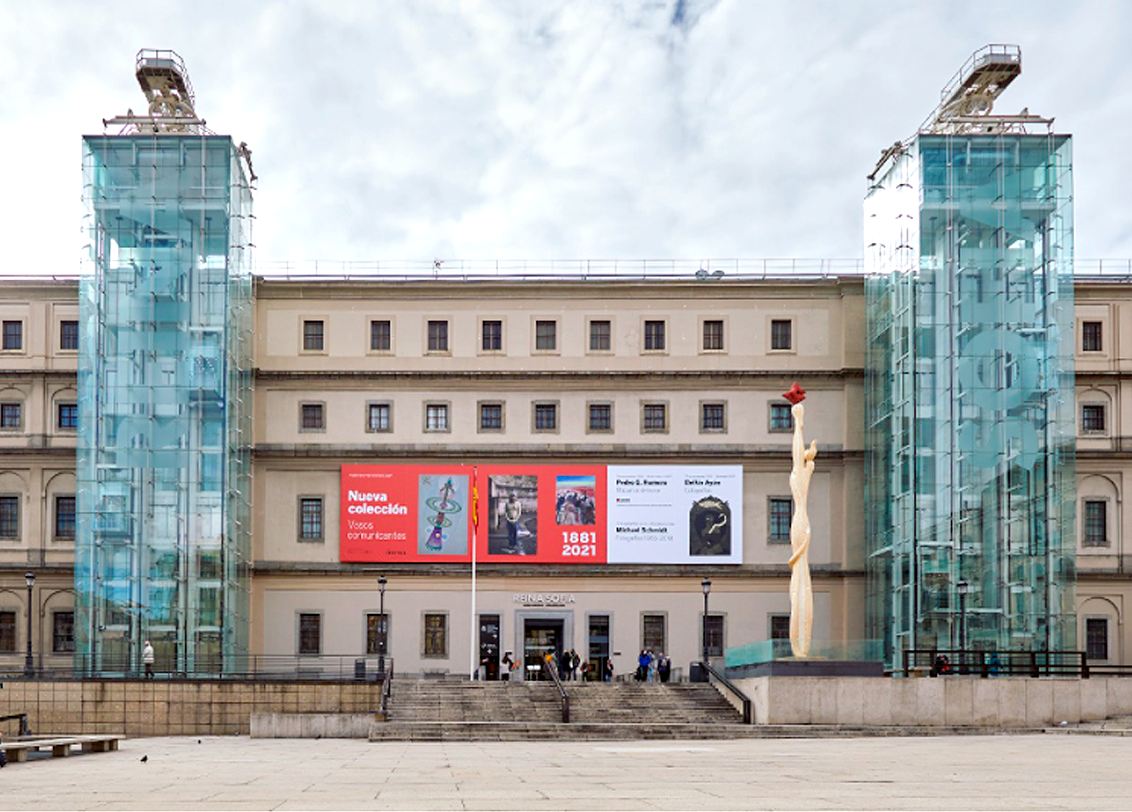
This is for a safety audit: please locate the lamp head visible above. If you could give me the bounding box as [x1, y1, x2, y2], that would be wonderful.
[957, 579, 969, 596]
[701, 577, 711, 596]
[25, 571, 35, 588]
[378, 575, 387, 593]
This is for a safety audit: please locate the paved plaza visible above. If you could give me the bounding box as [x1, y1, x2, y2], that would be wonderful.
[1, 733, 1130, 810]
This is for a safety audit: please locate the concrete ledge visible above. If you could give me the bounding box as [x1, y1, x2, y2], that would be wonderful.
[250, 713, 376, 738]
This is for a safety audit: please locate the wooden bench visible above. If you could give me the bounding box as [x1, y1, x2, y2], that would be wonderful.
[0, 734, 122, 763]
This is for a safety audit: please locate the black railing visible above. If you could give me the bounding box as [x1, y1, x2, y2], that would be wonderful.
[0, 654, 395, 682]
[541, 659, 571, 723]
[701, 660, 752, 724]
[902, 649, 1092, 678]
[379, 659, 394, 717]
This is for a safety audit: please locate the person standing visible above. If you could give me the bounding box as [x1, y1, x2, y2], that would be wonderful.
[501, 651, 514, 681]
[504, 494, 522, 553]
[658, 653, 671, 683]
[142, 640, 155, 679]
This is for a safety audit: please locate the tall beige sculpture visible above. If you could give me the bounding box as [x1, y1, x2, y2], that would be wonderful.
[784, 382, 816, 658]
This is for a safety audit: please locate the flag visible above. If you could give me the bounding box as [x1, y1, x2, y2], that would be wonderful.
[472, 467, 479, 532]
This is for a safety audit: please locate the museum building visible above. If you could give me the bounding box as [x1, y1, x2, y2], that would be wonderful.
[0, 47, 1129, 680]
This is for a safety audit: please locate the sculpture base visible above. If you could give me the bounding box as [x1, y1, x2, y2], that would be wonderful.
[726, 659, 884, 678]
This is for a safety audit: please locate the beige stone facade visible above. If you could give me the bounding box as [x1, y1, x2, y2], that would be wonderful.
[0, 273, 1128, 677]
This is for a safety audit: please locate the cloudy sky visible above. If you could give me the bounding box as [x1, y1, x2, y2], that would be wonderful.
[2, 0, 1130, 273]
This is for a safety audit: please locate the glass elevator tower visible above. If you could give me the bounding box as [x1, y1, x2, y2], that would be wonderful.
[864, 46, 1076, 667]
[76, 51, 254, 675]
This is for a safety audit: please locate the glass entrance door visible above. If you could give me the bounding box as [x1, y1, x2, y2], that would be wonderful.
[523, 619, 562, 680]
[479, 614, 500, 680]
[588, 615, 609, 680]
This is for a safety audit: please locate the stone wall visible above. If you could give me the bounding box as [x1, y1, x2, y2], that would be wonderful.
[733, 676, 1132, 727]
[0, 680, 382, 736]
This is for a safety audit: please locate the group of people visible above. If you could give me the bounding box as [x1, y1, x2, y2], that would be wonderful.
[635, 649, 672, 683]
[497, 650, 615, 682]
[555, 489, 596, 526]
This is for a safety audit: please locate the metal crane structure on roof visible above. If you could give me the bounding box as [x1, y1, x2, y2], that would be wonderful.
[102, 49, 208, 135]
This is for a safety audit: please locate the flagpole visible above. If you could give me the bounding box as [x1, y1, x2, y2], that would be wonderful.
[470, 466, 478, 680]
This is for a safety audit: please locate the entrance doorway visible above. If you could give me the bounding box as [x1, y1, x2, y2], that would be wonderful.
[479, 614, 500, 680]
[523, 618, 564, 681]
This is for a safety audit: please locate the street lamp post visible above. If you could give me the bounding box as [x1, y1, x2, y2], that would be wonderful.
[701, 577, 712, 667]
[378, 575, 387, 676]
[24, 571, 35, 677]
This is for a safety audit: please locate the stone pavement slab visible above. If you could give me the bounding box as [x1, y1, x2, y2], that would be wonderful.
[0, 734, 1130, 810]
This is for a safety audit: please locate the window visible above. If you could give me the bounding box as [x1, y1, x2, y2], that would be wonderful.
[588, 403, 612, 432]
[366, 613, 389, 655]
[482, 320, 502, 352]
[1086, 617, 1109, 661]
[642, 614, 666, 653]
[769, 614, 791, 641]
[701, 403, 725, 432]
[423, 613, 448, 657]
[367, 402, 391, 433]
[58, 402, 78, 430]
[2, 321, 22, 351]
[1081, 404, 1106, 433]
[298, 613, 321, 655]
[427, 320, 449, 352]
[642, 403, 667, 433]
[1084, 500, 1108, 546]
[0, 496, 18, 539]
[704, 614, 724, 658]
[425, 403, 449, 432]
[0, 402, 21, 429]
[55, 495, 76, 539]
[534, 403, 558, 432]
[0, 611, 15, 652]
[479, 402, 503, 431]
[370, 320, 391, 352]
[1082, 321, 1103, 352]
[643, 320, 666, 351]
[53, 611, 75, 653]
[300, 403, 325, 431]
[771, 319, 792, 350]
[769, 402, 794, 432]
[769, 497, 792, 542]
[60, 321, 79, 351]
[703, 320, 724, 351]
[298, 497, 323, 541]
[535, 320, 557, 351]
[302, 320, 324, 351]
[590, 320, 611, 352]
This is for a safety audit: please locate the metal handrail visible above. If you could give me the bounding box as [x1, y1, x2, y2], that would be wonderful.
[542, 658, 571, 723]
[701, 660, 752, 724]
[901, 649, 1090, 678]
[379, 659, 394, 717]
[1, 654, 396, 682]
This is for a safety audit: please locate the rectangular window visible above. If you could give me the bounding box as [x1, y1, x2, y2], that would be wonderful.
[642, 614, 666, 653]
[58, 403, 78, 430]
[55, 495, 76, 539]
[60, 320, 79, 351]
[703, 320, 724, 351]
[298, 613, 321, 655]
[644, 320, 666, 351]
[705, 614, 724, 658]
[769, 402, 794, 432]
[302, 320, 324, 351]
[769, 497, 792, 542]
[769, 614, 791, 641]
[370, 320, 391, 352]
[367, 403, 391, 432]
[0, 496, 18, 539]
[366, 612, 389, 655]
[0, 402, 21, 429]
[299, 497, 323, 541]
[53, 611, 75, 653]
[423, 613, 447, 657]
[1082, 404, 1106, 433]
[535, 320, 557, 351]
[2, 321, 22, 351]
[0, 611, 15, 652]
[425, 403, 449, 432]
[1086, 617, 1109, 661]
[427, 320, 449, 352]
[479, 403, 503, 431]
[534, 403, 558, 431]
[300, 403, 324, 430]
[589, 403, 612, 432]
[701, 403, 725, 432]
[482, 320, 502, 352]
[771, 319, 792, 350]
[1084, 500, 1108, 546]
[590, 320, 611, 352]
[642, 403, 667, 432]
[1082, 321, 1103, 352]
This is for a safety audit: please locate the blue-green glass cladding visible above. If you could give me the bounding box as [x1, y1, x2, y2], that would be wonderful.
[77, 135, 253, 676]
[865, 133, 1075, 668]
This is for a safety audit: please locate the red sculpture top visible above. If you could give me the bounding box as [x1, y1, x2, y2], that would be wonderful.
[783, 381, 806, 405]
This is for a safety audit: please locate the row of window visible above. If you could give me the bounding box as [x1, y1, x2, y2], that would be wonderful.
[0, 320, 79, 353]
[300, 399, 798, 436]
[0, 610, 73, 653]
[301, 317, 795, 355]
[0, 495, 76, 540]
[0, 401, 78, 431]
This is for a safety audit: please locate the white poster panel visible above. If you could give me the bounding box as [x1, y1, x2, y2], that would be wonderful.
[606, 466, 743, 564]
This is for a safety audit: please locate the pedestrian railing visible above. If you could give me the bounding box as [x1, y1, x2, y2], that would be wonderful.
[701, 660, 752, 724]
[541, 660, 571, 723]
[902, 649, 1091, 678]
[2, 654, 394, 682]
